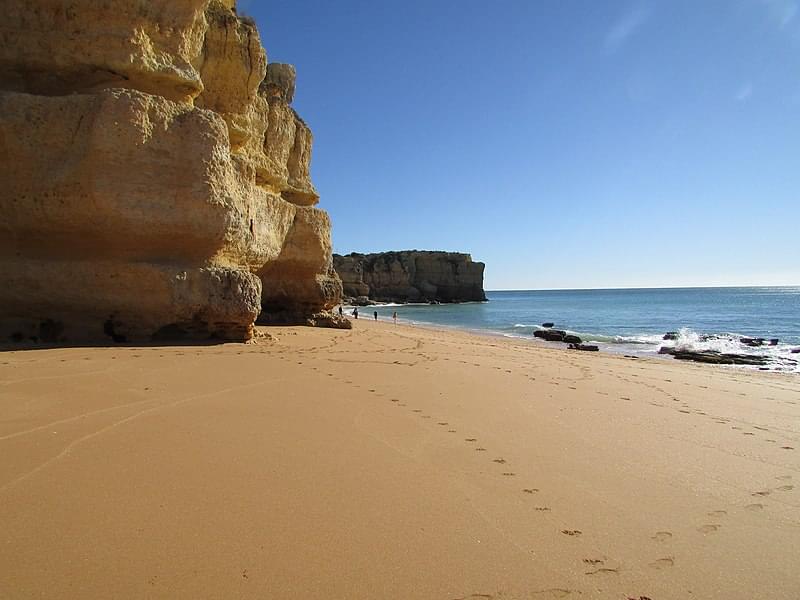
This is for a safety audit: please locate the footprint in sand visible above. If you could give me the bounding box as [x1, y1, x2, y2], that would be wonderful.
[745, 503, 764, 511]
[523, 488, 539, 494]
[651, 531, 673, 542]
[465, 438, 477, 442]
[776, 485, 794, 492]
[585, 567, 619, 576]
[412, 409, 422, 413]
[493, 458, 507, 464]
[561, 530, 582, 537]
[678, 410, 691, 414]
[707, 510, 727, 517]
[698, 524, 720, 534]
[649, 557, 675, 570]
[448, 430, 457, 433]
[535, 507, 551, 512]
[437, 422, 448, 426]
[781, 446, 795, 450]
[531, 589, 572, 598]
[752, 490, 771, 497]
[390, 399, 399, 402]
[742, 432, 755, 436]
[475, 447, 487, 452]
[583, 559, 605, 566]
[502, 472, 516, 477]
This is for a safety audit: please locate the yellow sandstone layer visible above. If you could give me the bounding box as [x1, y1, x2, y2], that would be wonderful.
[0, 0, 341, 343]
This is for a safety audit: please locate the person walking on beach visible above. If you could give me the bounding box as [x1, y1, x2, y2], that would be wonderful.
[338, 305, 343, 316]
[393, 311, 398, 325]
[373, 310, 378, 321]
[352, 307, 359, 319]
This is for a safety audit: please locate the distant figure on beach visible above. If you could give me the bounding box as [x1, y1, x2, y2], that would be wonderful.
[352, 307, 359, 319]
[393, 311, 398, 325]
[338, 305, 343, 316]
[373, 310, 378, 321]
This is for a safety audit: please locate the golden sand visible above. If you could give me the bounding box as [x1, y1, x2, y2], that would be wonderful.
[1, 320, 798, 599]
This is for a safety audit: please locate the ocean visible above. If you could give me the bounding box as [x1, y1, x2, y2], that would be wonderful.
[355, 287, 800, 372]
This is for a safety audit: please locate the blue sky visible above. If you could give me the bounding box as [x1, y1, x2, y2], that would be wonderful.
[242, 0, 800, 290]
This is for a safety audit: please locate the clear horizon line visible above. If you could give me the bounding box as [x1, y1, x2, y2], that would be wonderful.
[487, 284, 800, 292]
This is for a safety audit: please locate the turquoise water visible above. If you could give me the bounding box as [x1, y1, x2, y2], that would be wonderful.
[356, 287, 800, 372]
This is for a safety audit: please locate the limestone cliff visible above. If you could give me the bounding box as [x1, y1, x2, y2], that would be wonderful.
[0, 0, 342, 343]
[334, 252, 487, 304]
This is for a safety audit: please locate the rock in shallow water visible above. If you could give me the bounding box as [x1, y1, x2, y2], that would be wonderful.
[659, 347, 770, 366]
[534, 329, 568, 342]
[568, 344, 599, 352]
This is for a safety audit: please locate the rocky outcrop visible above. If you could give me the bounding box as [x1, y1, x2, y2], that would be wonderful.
[658, 348, 772, 366]
[333, 251, 487, 304]
[569, 344, 599, 352]
[0, 0, 341, 343]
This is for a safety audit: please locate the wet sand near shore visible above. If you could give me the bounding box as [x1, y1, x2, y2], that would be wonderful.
[1, 320, 799, 599]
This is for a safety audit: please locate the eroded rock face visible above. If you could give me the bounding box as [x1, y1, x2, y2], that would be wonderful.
[333, 252, 487, 304]
[0, 0, 340, 343]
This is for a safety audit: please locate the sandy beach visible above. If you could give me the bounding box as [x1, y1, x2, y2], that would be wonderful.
[1, 320, 798, 599]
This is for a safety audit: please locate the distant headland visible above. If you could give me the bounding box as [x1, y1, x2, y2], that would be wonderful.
[333, 251, 486, 305]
